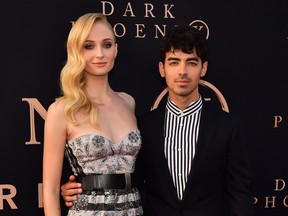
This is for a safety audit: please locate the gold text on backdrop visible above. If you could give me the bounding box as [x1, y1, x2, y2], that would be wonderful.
[22, 98, 47, 145]
[0, 184, 17, 210]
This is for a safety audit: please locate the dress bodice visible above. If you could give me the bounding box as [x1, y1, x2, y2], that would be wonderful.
[65, 129, 141, 175]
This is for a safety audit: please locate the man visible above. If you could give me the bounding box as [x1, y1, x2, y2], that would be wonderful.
[61, 24, 254, 216]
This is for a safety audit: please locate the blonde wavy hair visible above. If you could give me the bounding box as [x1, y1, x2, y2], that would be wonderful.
[59, 13, 115, 128]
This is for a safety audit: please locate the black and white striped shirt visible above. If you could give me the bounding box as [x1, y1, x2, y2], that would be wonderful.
[164, 96, 203, 200]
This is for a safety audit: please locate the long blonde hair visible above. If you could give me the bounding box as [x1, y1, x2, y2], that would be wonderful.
[59, 13, 115, 128]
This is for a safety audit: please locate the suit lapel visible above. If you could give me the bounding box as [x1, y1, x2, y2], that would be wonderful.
[181, 102, 218, 202]
[152, 99, 181, 204]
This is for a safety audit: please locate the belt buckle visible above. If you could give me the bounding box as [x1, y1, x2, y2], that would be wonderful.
[116, 171, 131, 191]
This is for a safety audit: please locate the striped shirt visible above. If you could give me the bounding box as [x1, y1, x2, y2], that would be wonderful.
[164, 96, 203, 200]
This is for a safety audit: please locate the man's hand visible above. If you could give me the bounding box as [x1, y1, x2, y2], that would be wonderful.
[61, 175, 82, 207]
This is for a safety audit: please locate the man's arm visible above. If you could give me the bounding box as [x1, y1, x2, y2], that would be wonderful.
[61, 175, 83, 207]
[227, 119, 254, 216]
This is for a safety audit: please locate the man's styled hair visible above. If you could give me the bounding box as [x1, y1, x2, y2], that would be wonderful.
[159, 24, 208, 64]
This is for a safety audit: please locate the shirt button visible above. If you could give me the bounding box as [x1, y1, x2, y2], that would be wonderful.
[178, 148, 181, 151]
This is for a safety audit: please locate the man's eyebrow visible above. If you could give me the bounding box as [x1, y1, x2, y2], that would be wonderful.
[186, 57, 199, 61]
[167, 57, 180, 61]
[167, 57, 199, 61]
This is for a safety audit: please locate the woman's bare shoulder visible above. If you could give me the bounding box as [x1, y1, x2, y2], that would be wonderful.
[46, 98, 66, 117]
[117, 92, 136, 108]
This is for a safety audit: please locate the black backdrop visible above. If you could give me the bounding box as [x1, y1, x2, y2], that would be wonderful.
[1, 0, 288, 215]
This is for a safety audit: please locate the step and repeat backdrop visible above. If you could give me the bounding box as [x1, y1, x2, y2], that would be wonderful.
[1, 0, 287, 215]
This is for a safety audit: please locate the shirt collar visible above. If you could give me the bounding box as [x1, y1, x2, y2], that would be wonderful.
[166, 95, 203, 117]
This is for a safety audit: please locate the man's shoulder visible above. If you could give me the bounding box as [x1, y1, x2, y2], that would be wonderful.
[137, 107, 161, 121]
[202, 101, 242, 125]
[137, 97, 166, 120]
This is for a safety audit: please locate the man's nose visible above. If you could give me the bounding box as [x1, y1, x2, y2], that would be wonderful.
[178, 64, 188, 75]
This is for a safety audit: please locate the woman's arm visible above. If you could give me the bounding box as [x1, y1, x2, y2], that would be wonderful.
[43, 101, 67, 216]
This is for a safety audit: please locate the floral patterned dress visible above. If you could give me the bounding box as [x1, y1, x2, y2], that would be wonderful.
[65, 129, 143, 216]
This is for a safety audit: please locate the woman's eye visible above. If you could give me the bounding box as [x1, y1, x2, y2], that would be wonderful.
[103, 43, 112, 48]
[84, 44, 94, 50]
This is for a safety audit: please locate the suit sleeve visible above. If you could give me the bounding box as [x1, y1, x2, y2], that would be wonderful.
[226, 118, 254, 216]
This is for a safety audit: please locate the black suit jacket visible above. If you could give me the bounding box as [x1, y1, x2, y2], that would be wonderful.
[136, 98, 254, 216]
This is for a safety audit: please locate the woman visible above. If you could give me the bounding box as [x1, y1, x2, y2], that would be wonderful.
[43, 13, 143, 216]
